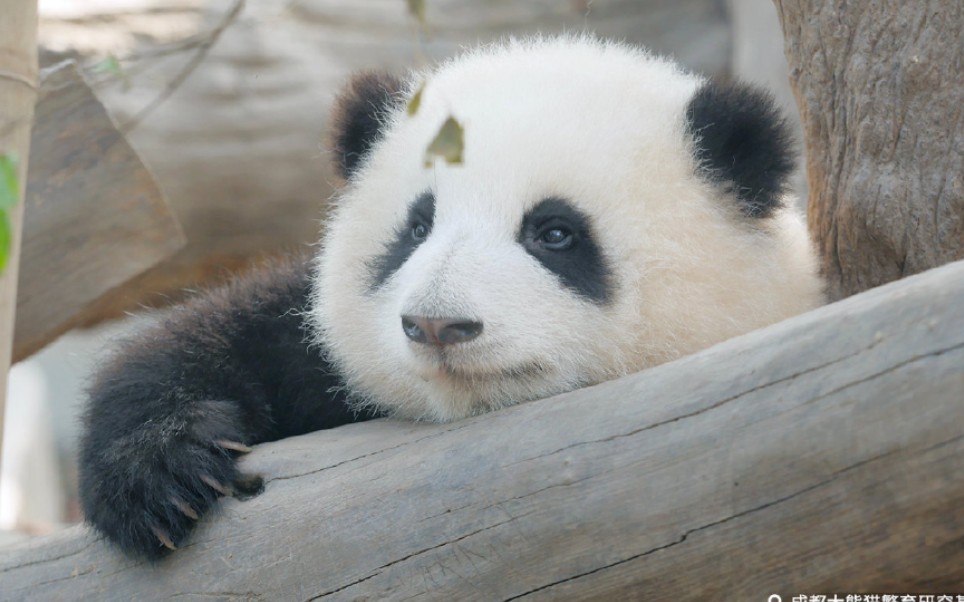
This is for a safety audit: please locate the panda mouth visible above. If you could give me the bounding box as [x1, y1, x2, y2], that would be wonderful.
[449, 362, 546, 381]
[416, 357, 549, 384]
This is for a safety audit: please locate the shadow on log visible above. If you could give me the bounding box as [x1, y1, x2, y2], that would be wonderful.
[1, 260, 963, 600]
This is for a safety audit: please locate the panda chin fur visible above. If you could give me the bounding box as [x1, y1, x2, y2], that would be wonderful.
[78, 34, 825, 559]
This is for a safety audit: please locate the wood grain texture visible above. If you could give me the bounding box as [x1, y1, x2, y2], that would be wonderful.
[2, 259, 963, 600]
[775, 0, 964, 301]
[15, 61, 184, 361]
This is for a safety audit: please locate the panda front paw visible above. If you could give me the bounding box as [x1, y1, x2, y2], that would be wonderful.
[79, 402, 264, 560]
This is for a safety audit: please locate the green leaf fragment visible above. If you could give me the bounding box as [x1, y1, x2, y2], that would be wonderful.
[424, 116, 464, 167]
[0, 153, 19, 274]
[0, 154, 19, 212]
[92, 54, 130, 89]
[407, 82, 425, 116]
[93, 55, 122, 76]
[0, 210, 10, 274]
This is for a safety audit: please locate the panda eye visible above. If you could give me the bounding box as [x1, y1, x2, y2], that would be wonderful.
[539, 226, 574, 251]
[411, 222, 429, 241]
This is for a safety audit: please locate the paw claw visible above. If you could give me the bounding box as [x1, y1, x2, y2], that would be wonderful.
[216, 439, 252, 454]
[152, 526, 177, 551]
[200, 474, 232, 496]
[172, 497, 199, 520]
[233, 473, 265, 499]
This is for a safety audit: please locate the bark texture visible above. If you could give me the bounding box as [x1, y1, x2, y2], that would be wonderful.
[1, 259, 963, 600]
[775, 0, 964, 300]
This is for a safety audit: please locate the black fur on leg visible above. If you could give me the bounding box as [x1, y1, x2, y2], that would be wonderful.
[685, 80, 797, 219]
[80, 399, 248, 559]
[78, 253, 375, 560]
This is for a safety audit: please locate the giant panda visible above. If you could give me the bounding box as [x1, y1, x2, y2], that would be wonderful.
[78, 36, 824, 559]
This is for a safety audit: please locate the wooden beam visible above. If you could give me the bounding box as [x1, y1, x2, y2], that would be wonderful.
[0, 0, 39, 472]
[1, 259, 963, 599]
[14, 61, 185, 361]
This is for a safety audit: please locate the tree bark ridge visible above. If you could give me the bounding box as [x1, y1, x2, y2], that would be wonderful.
[775, 0, 963, 300]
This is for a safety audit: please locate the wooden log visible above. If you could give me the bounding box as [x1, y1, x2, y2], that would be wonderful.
[1, 259, 963, 600]
[14, 61, 185, 361]
[775, 0, 964, 301]
[0, 0, 39, 470]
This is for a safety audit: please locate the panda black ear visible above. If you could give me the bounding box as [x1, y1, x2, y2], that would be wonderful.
[685, 80, 796, 218]
[329, 71, 406, 180]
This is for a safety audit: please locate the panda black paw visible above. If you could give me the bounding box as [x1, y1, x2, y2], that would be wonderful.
[79, 402, 264, 560]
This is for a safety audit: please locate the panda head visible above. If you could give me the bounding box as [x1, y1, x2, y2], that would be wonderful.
[311, 37, 823, 422]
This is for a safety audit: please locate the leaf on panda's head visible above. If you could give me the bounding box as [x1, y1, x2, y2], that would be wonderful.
[424, 116, 464, 168]
[407, 81, 425, 116]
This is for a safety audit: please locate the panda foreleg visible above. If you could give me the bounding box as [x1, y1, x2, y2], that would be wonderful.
[77, 255, 368, 559]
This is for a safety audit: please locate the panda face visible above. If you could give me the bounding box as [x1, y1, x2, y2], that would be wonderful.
[311, 37, 824, 422]
[365, 189, 629, 421]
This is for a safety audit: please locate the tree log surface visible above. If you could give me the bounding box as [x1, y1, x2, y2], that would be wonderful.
[1, 260, 963, 601]
[776, 0, 964, 301]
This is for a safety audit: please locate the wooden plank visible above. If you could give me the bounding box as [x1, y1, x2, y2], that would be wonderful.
[14, 61, 184, 361]
[1, 259, 963, 600]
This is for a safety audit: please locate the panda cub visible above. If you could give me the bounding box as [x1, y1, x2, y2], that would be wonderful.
[79, 36, 824, 559]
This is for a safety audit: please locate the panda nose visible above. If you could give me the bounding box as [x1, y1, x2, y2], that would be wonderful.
[401, 315, 484, 346]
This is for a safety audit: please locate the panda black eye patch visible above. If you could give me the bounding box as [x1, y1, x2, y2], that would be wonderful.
[368, 191, 435, 291]
[519, 197, 612, 304]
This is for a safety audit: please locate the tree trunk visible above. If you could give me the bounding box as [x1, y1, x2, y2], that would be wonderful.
[2, 258, 962, 600]
[0, 0, 39, 466]
[775, 0, 963, 301]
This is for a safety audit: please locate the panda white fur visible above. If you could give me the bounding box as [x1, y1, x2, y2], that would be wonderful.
[79, 36, 824, 559]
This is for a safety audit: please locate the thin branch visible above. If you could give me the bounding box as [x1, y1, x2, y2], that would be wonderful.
[119, 0, 245, 133]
